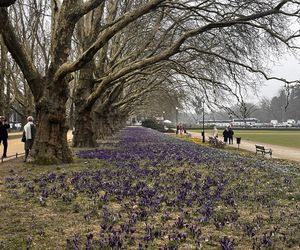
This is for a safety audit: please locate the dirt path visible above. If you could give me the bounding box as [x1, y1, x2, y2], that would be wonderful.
[188, 131, 300, 163]
[0, 131, 73, 163]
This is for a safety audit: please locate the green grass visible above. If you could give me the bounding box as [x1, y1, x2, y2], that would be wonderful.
[233, 130, 300, 149]
[189, 129, 300, 149]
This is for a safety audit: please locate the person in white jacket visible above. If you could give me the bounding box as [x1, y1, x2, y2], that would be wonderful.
[23, 116, 36, 162]
[212, 125, 218, 139]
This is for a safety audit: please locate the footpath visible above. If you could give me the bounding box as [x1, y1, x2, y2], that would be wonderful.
[188, 131, 300, 163]
[0, 131, 73, 163]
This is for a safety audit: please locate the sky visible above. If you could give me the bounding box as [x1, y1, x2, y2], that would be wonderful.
[247, 55, 300, 103]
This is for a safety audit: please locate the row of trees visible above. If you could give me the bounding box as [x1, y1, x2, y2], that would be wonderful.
[1, 0, 300, 164]
[236, 85, 300, 123]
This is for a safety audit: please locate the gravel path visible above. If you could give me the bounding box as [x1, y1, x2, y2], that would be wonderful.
[188, 131, 300, 163]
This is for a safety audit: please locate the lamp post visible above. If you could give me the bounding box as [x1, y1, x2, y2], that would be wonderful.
[175, 107, 178, 125]
[202, 100, 205, 143]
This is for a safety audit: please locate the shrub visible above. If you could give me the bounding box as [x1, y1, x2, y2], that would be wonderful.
[141, 118, 164, 131]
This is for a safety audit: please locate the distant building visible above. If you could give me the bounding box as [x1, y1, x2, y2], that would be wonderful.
[270, 120, 278, 125]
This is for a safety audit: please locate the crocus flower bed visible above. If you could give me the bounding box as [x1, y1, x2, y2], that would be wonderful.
[0, 127, 299, 249]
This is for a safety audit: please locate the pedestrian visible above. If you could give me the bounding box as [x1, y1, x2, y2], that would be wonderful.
[0, 116, 10, 158]
[223, 127, 229, 144]
[179, 124, 183, 135]
[181, 124, 186, 134]
[183, 125, 187, 134]
[23, 116, 36, 162]
[228, 126, 234, 144]
[176, 124, 179, 135]
[212, 125, 218, 139]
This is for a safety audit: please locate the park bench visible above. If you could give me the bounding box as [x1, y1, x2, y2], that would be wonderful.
[208, 136, 225, 148]
[255, 145, 272, 158]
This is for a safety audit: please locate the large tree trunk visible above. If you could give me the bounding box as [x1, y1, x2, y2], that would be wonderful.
[32, 82, 72, 164]
[72, 106, 97, 147]
[73, 63, 97, 147]
[112, 114, 127, 132]
[95, 112, 116, 139]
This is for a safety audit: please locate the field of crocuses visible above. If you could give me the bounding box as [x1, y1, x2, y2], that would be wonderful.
[0, 127, 299, 249]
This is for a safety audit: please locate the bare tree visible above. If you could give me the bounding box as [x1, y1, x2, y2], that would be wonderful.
[0, 0, 167, 163]
[1, 0, 300, 164]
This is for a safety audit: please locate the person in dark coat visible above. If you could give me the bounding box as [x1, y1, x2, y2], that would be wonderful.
[223, 127, 229, 144]
[228, 126, 234, 144]
[0, 116, 10, 158]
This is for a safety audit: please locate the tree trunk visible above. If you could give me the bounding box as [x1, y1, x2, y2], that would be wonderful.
[72, 107, 97, 147]
[73, 63, 97, 147]
[32, 85, 72, 164]
[112, 114, 127, 132]
[95, 112, 116, 139]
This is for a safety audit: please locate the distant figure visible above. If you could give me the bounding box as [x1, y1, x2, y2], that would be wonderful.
[0, 116, 10, 158]
[212, 126, 218, 139]
[181, 124, 186, 134]
[179, 124, 183, 135]
[223, 127, 229, 144]
[23, 116, 36, 162]
[176, 124, 180, 135]
[228, 126, 234, 144]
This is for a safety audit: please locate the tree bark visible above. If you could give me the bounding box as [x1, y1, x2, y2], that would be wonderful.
[95, 112, 120, 139]
[72, 106, 97, 147]
[33, 80, 72, 164]
[73, 63, 97, 147]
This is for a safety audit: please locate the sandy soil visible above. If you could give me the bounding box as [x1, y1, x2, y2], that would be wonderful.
[0, 131, 73, 163]
[188, 131, 300, 163]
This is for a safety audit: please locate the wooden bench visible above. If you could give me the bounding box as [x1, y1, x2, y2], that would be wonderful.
[255, 145, 272, 157]
[209, 136, 225, 148]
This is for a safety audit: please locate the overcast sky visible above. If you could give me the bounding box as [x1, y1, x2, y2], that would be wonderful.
[246, 54, 300, 103]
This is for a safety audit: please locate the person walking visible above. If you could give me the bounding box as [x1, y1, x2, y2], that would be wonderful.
[228, 126, 234, 144]
[23, 116, 36, 162]
[0, 116, 10, 158]
[223, 127, 229, 144]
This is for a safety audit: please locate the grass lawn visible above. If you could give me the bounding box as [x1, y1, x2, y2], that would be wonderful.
[190, 129, 300, 149]
[0, 127, 299, 249]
